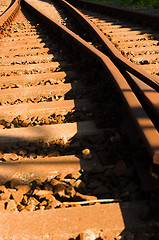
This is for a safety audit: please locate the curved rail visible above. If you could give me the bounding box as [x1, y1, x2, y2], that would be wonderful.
[0, 0, 21, 35]
[56, 0, 159, 92]
[0, 0, 158, 236]
[0, 0, 158, 171]
[21, 0, 159, 164]
[0, 0, 158, 165]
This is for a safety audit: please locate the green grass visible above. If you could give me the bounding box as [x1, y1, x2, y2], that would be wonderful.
[89, 0, 159, 9]
[118, 0, 159, 8]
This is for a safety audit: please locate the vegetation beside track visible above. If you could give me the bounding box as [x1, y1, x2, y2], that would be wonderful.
[88, 0, 159, 13]
[112, 0, 159, 8]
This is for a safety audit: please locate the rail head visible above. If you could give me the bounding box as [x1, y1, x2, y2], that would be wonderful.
[0, 0, 21, 34]
[23, 0, 159, 164]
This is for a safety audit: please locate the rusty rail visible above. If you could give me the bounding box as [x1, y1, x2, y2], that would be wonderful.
[0, 1, 158, 237]
[56, 0, 159, 92]
[22, 0, 159, 164]
[0, 0, 21, 35]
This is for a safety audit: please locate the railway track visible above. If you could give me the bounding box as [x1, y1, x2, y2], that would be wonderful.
[65, 0, 159, 79]
[50, 0, 159, 187]
[0, 0, 159, 239]
[85, 11, 159, 76]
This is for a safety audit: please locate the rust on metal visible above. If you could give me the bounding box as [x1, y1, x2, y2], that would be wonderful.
[53, 0, 159, 163]
[0, 0, 21, 34]
[57, 0, 159, 91]
[0, 0, 159, 230]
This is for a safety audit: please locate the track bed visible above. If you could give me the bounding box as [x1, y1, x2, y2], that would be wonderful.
[0, 0, 159, 239]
